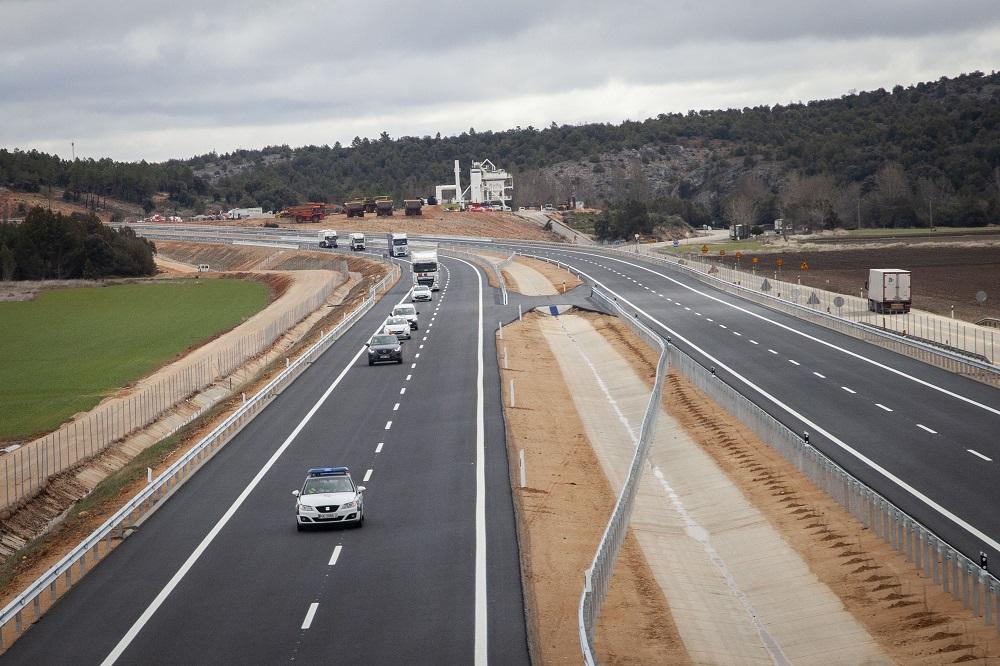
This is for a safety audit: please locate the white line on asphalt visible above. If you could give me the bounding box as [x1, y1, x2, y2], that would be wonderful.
[695, 312, 701, 316]
[705, 317, 712, 321]
[423, 336, 427, 341]
[301, 603, 319, 629]
[328, 546, 342, 566]
[393, 403, 400, 411]
[750, 340, 759, 345]
[415, 353, 420, 358]
[733, 332, 742, 337]
[842, 386, 857, 394]
[968, 449, 992, 461]
[768, 349, 778, 354]
[684, 306, 690, 310]
[442, 255, 488, 666]
[719, 324, 727, 329]
[917, 424, 937, 434]
[411, 363, 416, 369]
[813, 372, 826, 378]
[406, 374, 411, 380]
[400, 387, 405, 395]
[419, 344, 424, 349]
[876, 403, 893, 412]
[385, 421, 392, 430]
[363, 469, 373, 482]
[788, 359, 800, 365]
[375, 442, 383, 453]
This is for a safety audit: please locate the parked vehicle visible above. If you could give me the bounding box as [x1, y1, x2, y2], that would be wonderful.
[317, 229, 338, 248]
[350, 232, 366, 251]
[866, 268, 911, 313]
[375, 198, 394, 217]
[280, 203, 327, 223]
[404, 199, 423, 216]
[344, 201, 365, 218]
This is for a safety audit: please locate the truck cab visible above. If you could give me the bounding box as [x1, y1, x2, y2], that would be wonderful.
[318, 230, 338, 248]
[350, 233, 366, 251]
[387, 232, 408, 258]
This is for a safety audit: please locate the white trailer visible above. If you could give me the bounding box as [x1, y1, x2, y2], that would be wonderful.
[387, 232, 408, 257]
[350, 232, 366, 251]
[411, 249, 440, 291]
[318, 229, 338, 248]
[867, 268, 911, 313]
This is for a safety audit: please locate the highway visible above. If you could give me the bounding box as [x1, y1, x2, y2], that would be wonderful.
[5, 257, 529, 665]
[482, 242, 1000, 570]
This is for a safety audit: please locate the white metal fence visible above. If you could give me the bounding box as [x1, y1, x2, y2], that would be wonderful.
[578, 287, 668, 665]
[0, 262, 399, 650]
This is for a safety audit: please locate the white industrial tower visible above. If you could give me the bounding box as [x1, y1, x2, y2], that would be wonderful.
[435, 159, 513, 207]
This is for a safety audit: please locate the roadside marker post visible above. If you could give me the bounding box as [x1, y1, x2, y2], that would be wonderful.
[519, 449, 526, 488]
[510, 379, 515, 408]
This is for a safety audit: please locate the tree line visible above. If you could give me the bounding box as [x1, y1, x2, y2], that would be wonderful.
[0, 208, 156, 281]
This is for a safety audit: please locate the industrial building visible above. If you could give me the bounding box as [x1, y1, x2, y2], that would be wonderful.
[435, 159, 513, 208]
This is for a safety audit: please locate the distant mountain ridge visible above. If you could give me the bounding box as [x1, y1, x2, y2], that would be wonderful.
[1, 70, 998, 227]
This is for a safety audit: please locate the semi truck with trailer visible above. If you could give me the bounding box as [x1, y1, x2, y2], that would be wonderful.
[350, 232, 366, 251]
[386, 232, 408, 258]
[866, 268, 911, 313]
[404, 199, 423, 216]
[410, 249, 439, 291]
[317, 230, 338, 248]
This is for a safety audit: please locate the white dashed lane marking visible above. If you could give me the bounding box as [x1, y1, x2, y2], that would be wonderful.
[749, 340, 759, 345]
[876, 403, 893, 412]
[917, 424, 937, 434]
[768, 349, 778, 355]
[301, 603, 319, 630]
[841, 386, 857, 394]
[363, 469, 373, 482]
[399, 387, 405, 395]
[788, 359, 800, 366]
[393, 403, 400, 411]
[328, 546, 342, 566]
[813, 372, 826, 378]
[375, 442, 383, 453]
[406, 374, 412, 381]
[968, 449, 992, 462]
[384, 421, 392, 430]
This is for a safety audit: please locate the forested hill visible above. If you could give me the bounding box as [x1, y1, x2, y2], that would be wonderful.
[2, 70, 998, 227]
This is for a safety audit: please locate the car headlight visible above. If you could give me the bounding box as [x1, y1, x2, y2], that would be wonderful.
[298, 504, 317, 513]
[394, 347, 401, 353]
[368, 348, 377, 355]
[341, 499, 358, 510]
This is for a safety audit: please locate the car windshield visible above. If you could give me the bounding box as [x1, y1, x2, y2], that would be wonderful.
[395, 306, 415, 315]
[371, 335, 397, 345]
[302, 476, 354, 495]
[387, 317, 407, 325]
[413, 287, 429, 293]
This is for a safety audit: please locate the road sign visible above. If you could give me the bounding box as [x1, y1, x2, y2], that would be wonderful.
[719, 249, 726, 256]
[761, 279, 772, 292]
[701, 244, 709, 254]
[672, 240, 680, 248]
[833, 296, 845, 308]
[976, 290, 988, 304]
[735, 251, 742, 260]
[807, 292, 820, 305]
[751, 257, 759, 264]
[776, 258, 784, 268]
[800, 261, 809, 270]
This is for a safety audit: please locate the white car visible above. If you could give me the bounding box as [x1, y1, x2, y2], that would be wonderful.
[392, 303, 419, 330]
[411, 285, 432, 302]
[384, 316, 411, 339]
[293, 467, 365, 530]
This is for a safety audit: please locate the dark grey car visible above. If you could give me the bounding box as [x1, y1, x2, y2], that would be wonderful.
[367, 334, 403, 365]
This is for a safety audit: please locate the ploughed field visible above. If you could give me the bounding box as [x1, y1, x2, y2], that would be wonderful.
[711, 245, 1000, 322]
[0, 279, 268, 441]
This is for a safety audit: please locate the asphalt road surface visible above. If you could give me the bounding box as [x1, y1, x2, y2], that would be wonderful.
[6, 257, 529, 665]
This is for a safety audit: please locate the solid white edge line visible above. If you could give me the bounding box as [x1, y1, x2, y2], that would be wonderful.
[328, 546, 342, 566]
[547, 261, 1000, 553]
[968, 449, 993, 462]
[442, 255, 488, 666]
[301, 602, 319, 629]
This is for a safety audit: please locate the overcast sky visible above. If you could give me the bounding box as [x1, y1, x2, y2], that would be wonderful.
[3, 0, 999, 163]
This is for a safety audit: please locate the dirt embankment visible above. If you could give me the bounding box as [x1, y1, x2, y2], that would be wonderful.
[1, 190, 144, 223]
[595, 313, 1000, 664]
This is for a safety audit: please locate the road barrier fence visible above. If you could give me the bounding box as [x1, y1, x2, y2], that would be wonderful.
[0, 262, 400, 650]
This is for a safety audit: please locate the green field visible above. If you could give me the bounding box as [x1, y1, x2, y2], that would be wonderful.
[0, 279, 268, 440]
[838, 225, 1000, 238]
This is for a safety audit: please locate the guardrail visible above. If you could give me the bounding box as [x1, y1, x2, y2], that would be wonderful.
[582, 280, 1000, 661]
[0, 262, 400, 649]
[578, 286, 668, 665]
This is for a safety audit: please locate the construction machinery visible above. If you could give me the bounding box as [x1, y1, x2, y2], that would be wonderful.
[344, 200, 365, 218]
[375, 198, 394, 217]
[279, 203, 327, 223]
[404, 199, 423, 216]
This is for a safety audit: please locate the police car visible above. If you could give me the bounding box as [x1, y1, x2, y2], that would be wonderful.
[292, 467, 365, 530]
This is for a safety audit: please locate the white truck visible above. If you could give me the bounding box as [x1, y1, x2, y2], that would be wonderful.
[387, 232, 408, 258]
[318, 229, 338, 248]
[410, 249, 440, 291]
[350, 232, 366, 251]
[866, 268, 911, 314]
